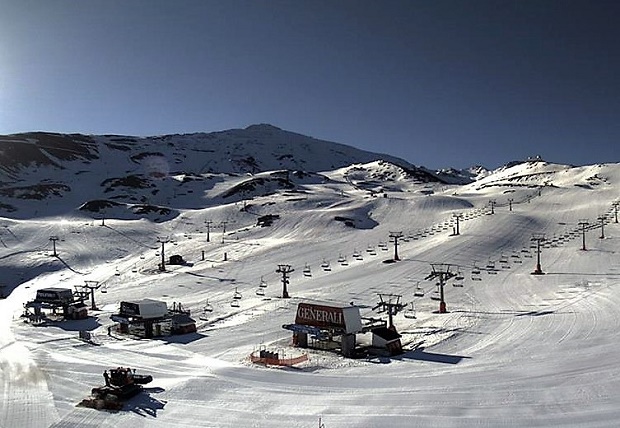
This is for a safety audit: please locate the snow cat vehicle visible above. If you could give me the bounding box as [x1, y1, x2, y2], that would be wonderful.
[78, 367, 153, 411]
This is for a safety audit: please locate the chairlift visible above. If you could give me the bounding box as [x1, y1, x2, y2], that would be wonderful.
[430, 290, 441, 301]
[404, 302, 416, 319]
[259, 276, 267, 288]
[101, 284, 108, 294]
[114, 268, 120, 276]
[414, 283, 425, 297]
[337, 254, 345, 263]
[471, 268, 482, 280]
[255, 288, 265, 296]
[455, 270, 465, 281]
[453, 281, 464, 287]
[233, 288, 242, 300]
[230, 300, 240, 308]
[203, 300, 213, 312]
[303, 264, 312, 276]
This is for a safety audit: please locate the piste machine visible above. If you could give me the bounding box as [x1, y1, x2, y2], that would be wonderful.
[78, 367, 153, 411]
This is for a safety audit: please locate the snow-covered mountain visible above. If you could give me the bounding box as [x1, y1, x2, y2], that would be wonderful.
[1, 125, 620, 428]
[0, 124, 446, 219]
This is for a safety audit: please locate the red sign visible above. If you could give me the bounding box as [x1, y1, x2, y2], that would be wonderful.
[295, 303, 345, 329]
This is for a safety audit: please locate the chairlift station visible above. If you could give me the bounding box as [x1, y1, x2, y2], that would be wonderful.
[283, 301, 402, 357]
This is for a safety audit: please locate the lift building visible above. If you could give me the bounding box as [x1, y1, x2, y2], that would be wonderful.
[111, 299, 196, 338]
[23, 287, 88, 322]
[283, 302, 363, 357]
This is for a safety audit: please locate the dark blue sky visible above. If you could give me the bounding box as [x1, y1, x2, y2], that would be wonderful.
[1, 0, 619, 169]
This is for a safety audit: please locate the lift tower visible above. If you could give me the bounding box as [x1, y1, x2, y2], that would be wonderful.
[373, 293, 405, 330]
[452, 213, 463, 236]
[578, 219, 589, 251]
[389, 231, 403, 261]
[49, 236, 59, 257]
[531, 234, 546, 275]
[425, 263, 456, 313]
[157, 236, 170, 271]
[276, 264, 294, 298]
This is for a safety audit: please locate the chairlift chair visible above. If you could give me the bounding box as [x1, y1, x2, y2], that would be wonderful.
[255, 288, 265, 296]
[303, 264, 312, 276]
[233, 288, 242, 300]
[404, 302, 416, 319]
[414, 285, 425, 297]
[259, 276, 267, 288]
[230, 300, 240, 308]
[430, 290, 441, 301]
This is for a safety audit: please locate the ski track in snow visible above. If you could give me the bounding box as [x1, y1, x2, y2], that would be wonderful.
[1, 160, 619, 427]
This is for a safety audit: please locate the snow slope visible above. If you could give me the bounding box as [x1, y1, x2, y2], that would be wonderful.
[1, 141, 619, 427]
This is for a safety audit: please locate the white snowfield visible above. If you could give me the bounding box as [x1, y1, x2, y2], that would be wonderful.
[1, 160, 619, 427]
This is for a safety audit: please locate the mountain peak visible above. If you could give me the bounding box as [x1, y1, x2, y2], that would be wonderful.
[244, 124, 282, 132]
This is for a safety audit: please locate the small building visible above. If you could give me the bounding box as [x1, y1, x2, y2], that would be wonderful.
[23, 287, 88, 322]
[284, 302, 363, 357]
[112, 299, 168, 338]
[171, 313, 197, 334]
[111, 299, 196, 338]
[371, 327, 403, 355]
[169, 254, 185, 265]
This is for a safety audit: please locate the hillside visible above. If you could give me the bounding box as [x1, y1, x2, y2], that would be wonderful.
[0, 128, 619, 427]
[0, 125, 446, 219]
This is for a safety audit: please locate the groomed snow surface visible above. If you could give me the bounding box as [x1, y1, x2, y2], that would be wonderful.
[1, 162, 619, 427]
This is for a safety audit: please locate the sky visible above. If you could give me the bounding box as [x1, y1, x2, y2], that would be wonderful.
[1, 0, 619, 170]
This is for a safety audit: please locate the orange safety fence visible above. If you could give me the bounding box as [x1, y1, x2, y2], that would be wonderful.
[250, 352, 309, 366]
